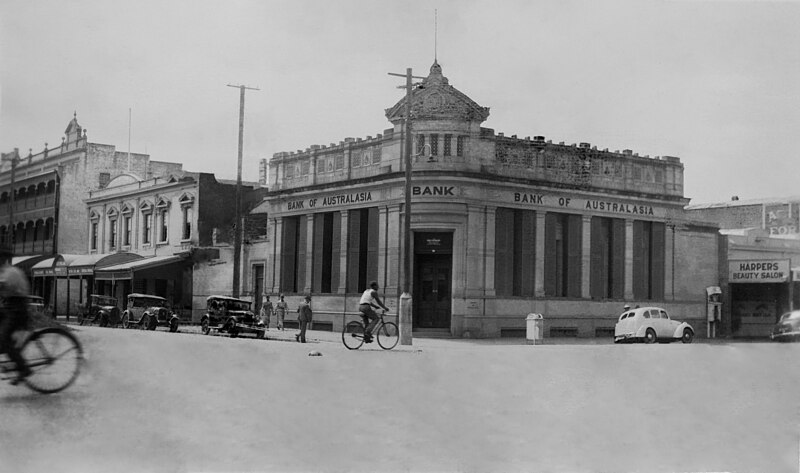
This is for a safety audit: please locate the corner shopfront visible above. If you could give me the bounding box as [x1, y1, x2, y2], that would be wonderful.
[727, 258, 797, 337]
[263, 176, 718, 338]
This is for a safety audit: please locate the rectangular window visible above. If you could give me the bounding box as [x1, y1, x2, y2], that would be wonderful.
[91, 222, 98, 251]
[312, 212, 342, 294]
[285, 163, 295, 179]
[352, 152, 361, 167]
[335, 155, 344, 170]
[182, 207, 192, 240]
[590, 217, 625, 299]
[495, 208, 536, 297]
[544, 213, 582, 297]
[159, 209, 168, 243]
[346, 207, 379, 293]
[633, 220, 665, 300]
[143, 213, 152, 245]
[430, 134, 439, 156]
[109, 219, 117, 249]
[456, 136, 466, 157]
[123, 216, 132, 246]
[301, 160, 310, 176]
[417, 134, 426, 155]
[372, 147, 381, 164]
[444, 134, 452, 156]
[280, 216, 307, 293]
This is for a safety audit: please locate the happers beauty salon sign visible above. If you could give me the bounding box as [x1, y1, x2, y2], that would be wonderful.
[729, 259, 790, 283]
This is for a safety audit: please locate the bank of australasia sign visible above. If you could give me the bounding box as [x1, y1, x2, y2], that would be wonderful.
[729, 259, 790, 283]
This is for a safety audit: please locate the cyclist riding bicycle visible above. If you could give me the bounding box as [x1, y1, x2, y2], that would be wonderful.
[0, 247, 31, 384]
[359, 281, 388, 343]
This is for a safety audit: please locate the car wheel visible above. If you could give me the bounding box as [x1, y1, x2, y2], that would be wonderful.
[681, 328, 694, 344]
[121, 312, 130, 329]
[201, 318, 210, 335]
[140, 314, 150, 330]
[228, 320, 238, 338]
[644, 328, 657, 344]
[147, 314, 157, 331]
[169, 318, 179, 333]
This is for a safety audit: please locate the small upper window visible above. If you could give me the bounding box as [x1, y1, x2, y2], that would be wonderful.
[643, 311, 650, 319]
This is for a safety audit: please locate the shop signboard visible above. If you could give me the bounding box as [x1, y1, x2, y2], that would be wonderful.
[728, 259, 790, 283]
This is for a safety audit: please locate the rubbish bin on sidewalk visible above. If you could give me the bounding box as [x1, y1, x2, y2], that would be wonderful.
[526, 313, 543, 345]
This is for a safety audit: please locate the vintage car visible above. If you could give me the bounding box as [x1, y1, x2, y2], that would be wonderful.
[201, 295, 265, 338]
[79, 294, 121, 327]
[770, 310, 800, 342]
[614, 306, 694, 344]
[121, 293, 180, 332]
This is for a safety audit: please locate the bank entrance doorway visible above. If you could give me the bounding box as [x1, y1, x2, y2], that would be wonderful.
[413, 232, 452, 330]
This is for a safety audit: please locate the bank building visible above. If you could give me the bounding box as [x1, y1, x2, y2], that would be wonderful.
[249, 60, 720, 338]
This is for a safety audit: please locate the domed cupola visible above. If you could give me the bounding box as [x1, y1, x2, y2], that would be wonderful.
[385, 61, 490, 126]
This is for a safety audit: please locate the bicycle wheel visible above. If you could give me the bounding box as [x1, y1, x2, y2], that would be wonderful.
[376, 322, 399, 350]
[342, 321, 365, 350]
[20, 327, 83, 394]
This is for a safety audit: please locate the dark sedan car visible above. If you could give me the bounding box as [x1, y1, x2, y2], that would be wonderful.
[770, 310, 800, 342]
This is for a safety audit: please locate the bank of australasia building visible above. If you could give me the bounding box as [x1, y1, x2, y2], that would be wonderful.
[252, 61, 720, 338]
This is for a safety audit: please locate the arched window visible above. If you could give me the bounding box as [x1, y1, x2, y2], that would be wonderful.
[89, 211, 100, 251]
[107, 207, 119, 250]
[156, 198, 170, 244]
[179, 193, 195, 241]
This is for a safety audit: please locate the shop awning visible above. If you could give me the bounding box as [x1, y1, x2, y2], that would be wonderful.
[12, 254, 51, 274]
[32, 256, 61, 277]
[65, 252, 144, 276]
[94, 254, 187, 281]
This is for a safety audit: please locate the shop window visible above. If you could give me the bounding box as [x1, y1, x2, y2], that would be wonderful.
[347, 207, 379, 293]
[590, 216, 625, 299]
[544, 212, 582, 297]
[632, 220, 665, 300]
[495, 208, 535, 297]
[280, 215, 306, 293]
[312, 212, 341, 294]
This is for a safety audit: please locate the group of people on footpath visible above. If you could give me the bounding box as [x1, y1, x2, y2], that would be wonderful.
[257, 281, 389, 344]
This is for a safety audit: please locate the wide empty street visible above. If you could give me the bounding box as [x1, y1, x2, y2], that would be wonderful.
[2, 326, 798, 473]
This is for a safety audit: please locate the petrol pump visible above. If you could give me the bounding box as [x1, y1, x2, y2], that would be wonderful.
[706, 286, 722, 338]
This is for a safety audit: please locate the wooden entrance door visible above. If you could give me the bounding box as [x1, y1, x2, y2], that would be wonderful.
[414, 254, 452, 329]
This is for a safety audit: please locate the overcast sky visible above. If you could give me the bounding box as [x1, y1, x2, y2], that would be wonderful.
[1, 0, 798, 204]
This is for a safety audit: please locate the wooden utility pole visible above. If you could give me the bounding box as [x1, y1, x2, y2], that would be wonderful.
[1, 148, 20, 250]
[388, 69, 425, 345]
[227, 84, 259, 298]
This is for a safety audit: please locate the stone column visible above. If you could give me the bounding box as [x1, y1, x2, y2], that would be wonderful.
[380, 205, 402, 297]
[465, 205, 491, 298]
[270, 217, 283, 294]
[303, 215, 315, 295]
[337, 210, 349, 294]
[625, 219, 634, 300]
[534, 211, 546, 297]
[581, 215, 592, 298]
[664, 223, 675, 301]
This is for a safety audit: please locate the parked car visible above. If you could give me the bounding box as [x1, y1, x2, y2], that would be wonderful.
[201, 295, 265, 338]
[770, 310, 800, 342]
[121, 293, 179, 332]
[79, 294, 121, 327]
[614, 306, 694, 344]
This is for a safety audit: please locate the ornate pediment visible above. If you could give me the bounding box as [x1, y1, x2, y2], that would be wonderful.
[385, 61, 490, 124]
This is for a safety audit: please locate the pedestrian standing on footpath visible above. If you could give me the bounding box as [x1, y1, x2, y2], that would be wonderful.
[275, 294, 288, 331]
[295, 294, 312, 343]
[260, 295, 274, 331]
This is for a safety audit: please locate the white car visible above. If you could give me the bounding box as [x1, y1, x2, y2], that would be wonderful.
[614, 306, 694, 344]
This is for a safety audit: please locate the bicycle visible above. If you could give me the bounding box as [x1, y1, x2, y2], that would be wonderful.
[342, 310, 399, 350]
[1, 326, 84, 394]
